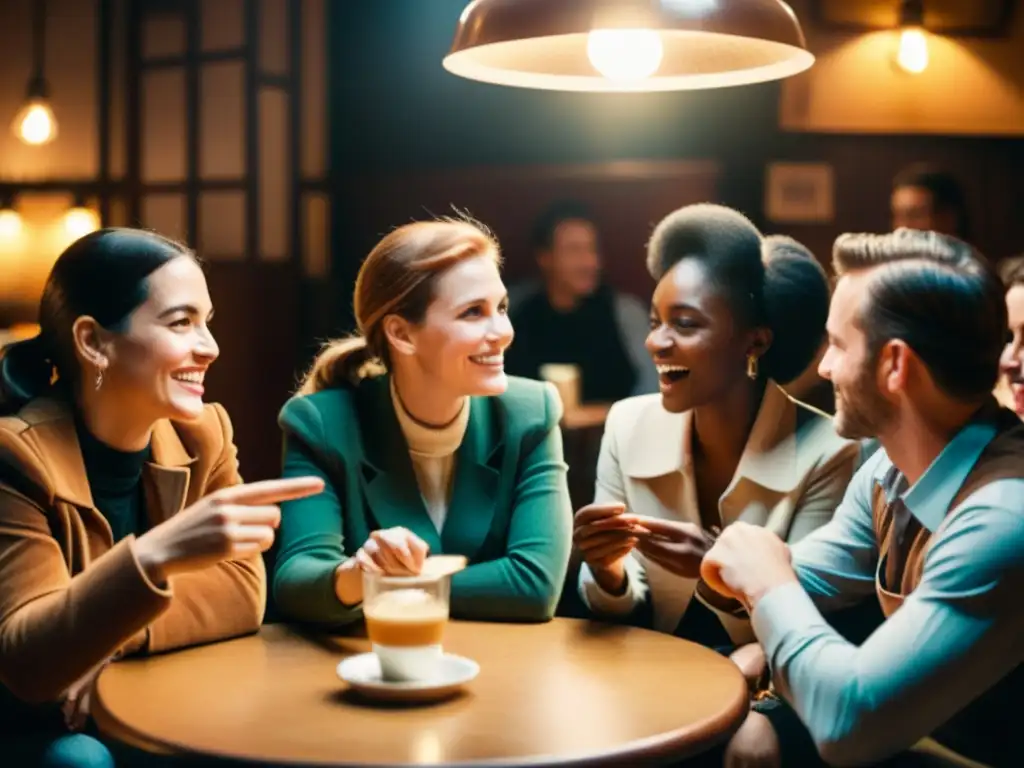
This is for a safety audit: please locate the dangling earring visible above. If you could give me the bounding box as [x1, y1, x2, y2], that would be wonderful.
[95, 368, 104, 391]
[746, 354, 758, 380]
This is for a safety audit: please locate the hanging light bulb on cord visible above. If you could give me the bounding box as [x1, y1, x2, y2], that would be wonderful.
[13, 96, 57, 145]
[896, 0, 928, 74]
[586, 28, 664, 82]
[12, 0, 58, 145]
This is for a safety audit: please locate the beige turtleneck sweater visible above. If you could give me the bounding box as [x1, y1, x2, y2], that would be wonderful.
[391, 381, 470, 532]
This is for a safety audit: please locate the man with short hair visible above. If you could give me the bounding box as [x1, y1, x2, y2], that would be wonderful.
[505, 201, 655, 404]
[706, 229, 1022, 767]
[891, 163, 971, 242]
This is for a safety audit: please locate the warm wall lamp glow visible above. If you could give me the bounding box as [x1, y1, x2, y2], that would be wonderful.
[12, 0, 58, 145]
[443, 0, 815, 92]
[0, 200, 22, 239]
[64, 200, 100, 239]
[896, 0, 929, 73]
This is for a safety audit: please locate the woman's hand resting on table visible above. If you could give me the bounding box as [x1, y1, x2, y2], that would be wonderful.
[133, 477, 325, 585]
[333, 527, 429, 606]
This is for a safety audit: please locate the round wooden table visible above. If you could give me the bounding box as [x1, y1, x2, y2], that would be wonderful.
[93, 620, 748, 766]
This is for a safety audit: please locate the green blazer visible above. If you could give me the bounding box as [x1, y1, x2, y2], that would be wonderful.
[272, 374, 572, 625]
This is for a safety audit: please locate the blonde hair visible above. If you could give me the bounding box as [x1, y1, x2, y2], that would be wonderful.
[298, 218, 500, 395]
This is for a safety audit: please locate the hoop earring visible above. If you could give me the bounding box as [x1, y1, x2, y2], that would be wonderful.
[95, 368, 104, 391]
[746, 354, 758, 380]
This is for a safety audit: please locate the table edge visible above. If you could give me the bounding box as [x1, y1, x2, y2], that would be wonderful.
[92, 622, 751, 767]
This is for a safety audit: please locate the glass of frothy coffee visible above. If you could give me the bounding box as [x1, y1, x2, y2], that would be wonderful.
[362, 570, 451, 683]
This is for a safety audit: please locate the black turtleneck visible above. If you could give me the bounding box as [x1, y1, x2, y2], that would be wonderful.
[505, 284, 638, 404]
[75, 418, 152, 543]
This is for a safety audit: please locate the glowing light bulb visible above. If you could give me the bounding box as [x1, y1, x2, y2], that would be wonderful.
[0, 209, 22, 238]
[586, 28, 663, 83]
[897, 27, 928, 74]
[12, 99, 58, 145]
[64, 207, 100, 238]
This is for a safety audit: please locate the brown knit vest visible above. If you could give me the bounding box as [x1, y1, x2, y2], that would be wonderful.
[869, 409, 1023, 767]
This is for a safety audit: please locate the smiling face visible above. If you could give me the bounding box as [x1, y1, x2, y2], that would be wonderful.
[645, 258, 759, 414]
[397, 253, 513, 398]
[539, 218, 601, 300]
[999, 283, 1024, 416]
[91, 256, 219, 423]
[818, 272, 895, 439]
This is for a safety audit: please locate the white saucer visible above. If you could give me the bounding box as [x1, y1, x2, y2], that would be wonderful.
[336, 652, 479, 703]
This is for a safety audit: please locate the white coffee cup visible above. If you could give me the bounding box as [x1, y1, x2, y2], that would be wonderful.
[539, 363, 581, 411]
[362, 573, 451, 683]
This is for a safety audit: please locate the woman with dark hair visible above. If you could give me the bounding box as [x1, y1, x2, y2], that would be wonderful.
[0, 228, 321, 767]
[272, 218, 572, 626]
[572, 204, 857, 653]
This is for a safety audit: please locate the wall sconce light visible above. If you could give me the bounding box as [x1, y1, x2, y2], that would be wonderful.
[12, 0, 58, 146]
[64, 196, 100, 239]
[813, 0, 1012, 74]
[0, 195, 22, 239]
[896, 0, 928, 74]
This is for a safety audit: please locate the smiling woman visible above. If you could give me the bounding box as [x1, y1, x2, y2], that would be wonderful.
[0, 228, 323, 766]
[573, 204, 858, 652]
[273, 217, 572, 626]
[999, 260, 1024, 418]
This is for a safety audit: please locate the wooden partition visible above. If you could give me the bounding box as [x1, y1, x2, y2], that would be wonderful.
[201, 261, 300, 483]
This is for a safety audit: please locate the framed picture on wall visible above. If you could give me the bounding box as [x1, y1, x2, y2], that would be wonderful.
[765, 162, 835, 224]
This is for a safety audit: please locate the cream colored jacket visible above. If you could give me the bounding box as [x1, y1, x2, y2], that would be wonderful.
[579, 383, 858, 644]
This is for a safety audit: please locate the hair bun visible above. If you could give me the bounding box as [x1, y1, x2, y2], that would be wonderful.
[0, 335, 55, 413]
[760, 242, 831, 384]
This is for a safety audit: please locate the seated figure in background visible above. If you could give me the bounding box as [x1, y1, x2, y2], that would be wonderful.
[891, 163, 972, 243]
[505, 200, 657, 410]
[997, 258, 1024, 418]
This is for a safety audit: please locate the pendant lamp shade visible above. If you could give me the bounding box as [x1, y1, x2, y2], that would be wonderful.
[443, 0, 814, 92]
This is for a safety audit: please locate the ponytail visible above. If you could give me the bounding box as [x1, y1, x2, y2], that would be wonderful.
[0, 335, 56, 414]
[296, 218, 501, 397]
[297, 337, 386, 395]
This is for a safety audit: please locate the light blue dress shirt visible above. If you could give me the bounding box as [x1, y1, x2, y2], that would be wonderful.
[752, 420, 1024, 766]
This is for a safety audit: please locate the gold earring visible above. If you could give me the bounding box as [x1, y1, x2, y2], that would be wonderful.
[95, 368, 104, 391]
[746, 354, 758, 380]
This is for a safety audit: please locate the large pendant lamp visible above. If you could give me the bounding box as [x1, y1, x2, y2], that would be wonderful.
[443, 0, 814, 92]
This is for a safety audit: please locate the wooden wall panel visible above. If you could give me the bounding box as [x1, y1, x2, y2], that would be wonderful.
[342, 160, 719, 307]
[766, 135, 1024, 266]
[202, 261, 300, 482]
